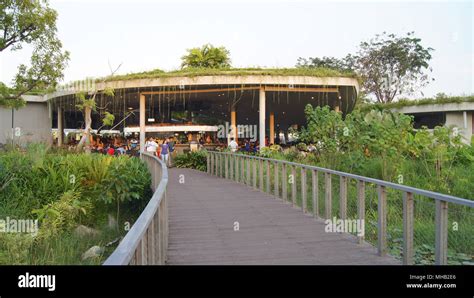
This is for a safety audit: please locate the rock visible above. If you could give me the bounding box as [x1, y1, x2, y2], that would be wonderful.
[108, 214, 118, 229]
[81, 245, 104, 261]
[74, 225, 100, 237]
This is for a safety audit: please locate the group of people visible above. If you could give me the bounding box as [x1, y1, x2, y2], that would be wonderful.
[227, 138, 267, 153]
[91, 137, 140, 156]
[144, 137, 175, 165]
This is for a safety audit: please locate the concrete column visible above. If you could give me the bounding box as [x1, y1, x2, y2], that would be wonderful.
[57, 106, 64, 147]
[259, 87, 266, 148]
[269, 112, 275, 145]
[140, 94, 146, 153]
[231, 105, 237, 143]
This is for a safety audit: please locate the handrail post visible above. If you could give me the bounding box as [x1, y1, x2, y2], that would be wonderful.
[435, 200, 448, 265]
[252, 158, 257, 188]
[325, 173, 332, 219]
[230, 154, 234, 180]
[357, 180, 365, 244]
[246, 157, 251, 185]
[282, 164, 287, 201]
[340, 176, 347, 220]
[241, 156, 245, 184]
[312, 170, 319, 218]
[274, 162, 279, 198]
[301, 167, 307, 213]
[291, 166, 297, 207]
[259, 159, 264, 191]
[266, 160, 271, 193]
[403, 192, 414, 265]
[207, 153, 210, 174]
[377, 185, 387, 256]
[225, 154, 229, 179]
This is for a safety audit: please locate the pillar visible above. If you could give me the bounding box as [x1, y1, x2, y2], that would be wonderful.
[269, 112, 275, 145]
[231, 105, 237, 143]
[259, 87, 266, 148]
[57, 106, 64, 147]
[140, 94, 146, 153]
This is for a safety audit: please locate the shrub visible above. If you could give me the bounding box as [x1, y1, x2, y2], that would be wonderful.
[174, 151, 208, 171]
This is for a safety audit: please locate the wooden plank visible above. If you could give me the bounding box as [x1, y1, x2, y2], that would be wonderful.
[312, 170, 319, 218]
[435, 200, 448, 265]
[377, 185, 387, 256]
[166, 168, 401, 265]
[206, 154, 210, 174]
[403, 192, 414, 265]
[325, 173, 332, 219]
[357, 180, 365, 244]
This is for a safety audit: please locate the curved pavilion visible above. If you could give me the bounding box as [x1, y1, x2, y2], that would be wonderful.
[47, 69, 360, 150]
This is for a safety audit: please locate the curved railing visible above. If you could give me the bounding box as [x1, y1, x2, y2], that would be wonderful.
[104, 152, 169, 265]
[207, 151, 474, 265]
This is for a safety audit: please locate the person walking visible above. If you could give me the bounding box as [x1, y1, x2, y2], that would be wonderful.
[161, 138, 170, 166]
[228, 138, 238, 152]
[145, 137, 158, 155]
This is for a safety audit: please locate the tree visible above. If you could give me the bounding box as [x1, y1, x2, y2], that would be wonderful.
[354, 32, 434, 103]
[0, 0, 69, 108]
[296, 55, 355, 72]
[75, 63, 120, 153]
[181, 44, 231, 69]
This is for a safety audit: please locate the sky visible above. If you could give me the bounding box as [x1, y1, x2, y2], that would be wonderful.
[1, 0, 473, 98]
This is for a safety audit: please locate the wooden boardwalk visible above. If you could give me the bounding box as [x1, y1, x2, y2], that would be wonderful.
[166, 168, 400, 265]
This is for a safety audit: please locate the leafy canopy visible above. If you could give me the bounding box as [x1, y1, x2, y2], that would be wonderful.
[355, 32, 433, 103]
[297, 32, 434, 104]
[181, 44, 231, 69]
[0, 0, 69, 108]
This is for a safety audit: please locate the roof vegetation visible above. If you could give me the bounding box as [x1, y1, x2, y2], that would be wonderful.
[357, 94, 474, 111]
[100, 67, 358, 82]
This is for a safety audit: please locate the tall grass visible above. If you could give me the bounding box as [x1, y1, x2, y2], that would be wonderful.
[0, 144, 151, 265]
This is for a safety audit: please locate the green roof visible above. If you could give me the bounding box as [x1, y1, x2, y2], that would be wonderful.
[357, 95, 474, 111]
[101, 67, 358, 82]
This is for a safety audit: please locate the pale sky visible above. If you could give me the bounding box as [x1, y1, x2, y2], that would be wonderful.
[1, 0, 472, 98]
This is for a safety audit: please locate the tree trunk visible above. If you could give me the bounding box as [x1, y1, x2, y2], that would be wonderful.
[76, 106, 92, 153]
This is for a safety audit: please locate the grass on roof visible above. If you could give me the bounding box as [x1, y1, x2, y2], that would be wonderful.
[357, 94, 474, 111]
[101, 67, 358, 82]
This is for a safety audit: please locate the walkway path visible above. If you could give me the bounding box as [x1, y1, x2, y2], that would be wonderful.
[166, 168, 400, 265]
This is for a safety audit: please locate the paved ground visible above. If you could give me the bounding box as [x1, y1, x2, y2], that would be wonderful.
[166, 168, 400, 265]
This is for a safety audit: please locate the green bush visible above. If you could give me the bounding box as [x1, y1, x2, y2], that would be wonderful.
[0, 147, 152, 264]
[174, 151, 208, 171]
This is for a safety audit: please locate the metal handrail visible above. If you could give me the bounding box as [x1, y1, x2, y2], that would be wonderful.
[104, 152, 169, 265]
[210, 151, 474, 207]
[207, 151, 474, 265]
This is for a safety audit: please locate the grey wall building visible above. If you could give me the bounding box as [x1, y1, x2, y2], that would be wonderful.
[0, 95, 52, 147]
[392, 102, 474, 144]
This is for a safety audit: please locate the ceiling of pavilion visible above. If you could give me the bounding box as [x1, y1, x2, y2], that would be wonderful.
[52, 83, 356, 132]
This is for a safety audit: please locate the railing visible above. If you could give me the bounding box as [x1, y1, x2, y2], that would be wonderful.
[206, 151, 474, 265]
[104, 152, 169, 265]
